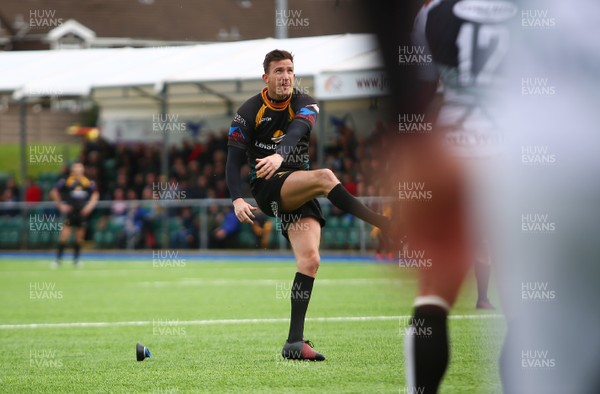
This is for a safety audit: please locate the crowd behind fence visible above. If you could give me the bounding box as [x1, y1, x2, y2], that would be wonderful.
[0, 198, 389, 253]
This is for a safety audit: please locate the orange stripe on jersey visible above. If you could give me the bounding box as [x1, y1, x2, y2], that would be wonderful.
[260, 87, 292, 111]
[254, 104, 267, 129]
[66, 176, 90, 188]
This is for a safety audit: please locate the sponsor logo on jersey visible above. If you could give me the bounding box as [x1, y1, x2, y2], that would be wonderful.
[254, 140, 278, 150]
[270, 201, 279, 217]
[296, 107, 317, 125]
[453, 0, 518, 24]
[271, 130, 285, 143]
[70, 188, 89, 199]
[233, 113, 247, 126]
[306, 104, 319, 114]
[259, 117, 272, 125]
[228, 126, 245, 142]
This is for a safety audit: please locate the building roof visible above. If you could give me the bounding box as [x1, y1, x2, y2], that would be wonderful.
[0, 33, 384, 102]
[0, 0, 368, 48]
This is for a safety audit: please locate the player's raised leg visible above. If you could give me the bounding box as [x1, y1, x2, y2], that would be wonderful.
[281, 217, 325, 361]
[280, 169, 390, 230]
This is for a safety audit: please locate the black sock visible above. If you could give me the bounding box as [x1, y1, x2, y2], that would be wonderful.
[327, 183, 389, 230]
[57, 243, 66, 260]
[74, 243, 81, 260]
[287, 272, 314, 343]
[405, 304, 449, 393]
[475, 262, 490, 302]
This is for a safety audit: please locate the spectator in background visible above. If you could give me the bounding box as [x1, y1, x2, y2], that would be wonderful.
[187, 140, 203, 163]
[171, 157, 187, 181]
[3, 178, 20, 201]
[111, 187, 127, 223]
[209, 207, 240, 249]
[213, 149, 226, 165]
[42, 122, 390, 253]
[0, 188, 19, 216]
[342, 174, 358, 196]
[85, 150, 100, 181]
[356, 179, 367, 197]
[115, 169, 128, 193]
[120, 200, 142, 249]
[214, 130, 228, 152]
[342, 158, 357, 179]
[214, 179, 229, 199]
[180, 140, 194, 162]
[126, 188, 138, 200]
[251, 210, 273, 249]
[187, 160, 200, 183]
[139, 186, 159, 248]
[189, 175, 208, 199]
[170, 207, 199, 248]
[25, 177, 43, 203]
[202, 163, 215, 187]
[132, 173, 145, 198]
[144, 173, 156, 192]
[214, 159, 226, 181]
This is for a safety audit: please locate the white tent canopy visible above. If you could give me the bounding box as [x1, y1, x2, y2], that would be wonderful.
[0, 34, 386, 101]
[1, 33, 390, 192]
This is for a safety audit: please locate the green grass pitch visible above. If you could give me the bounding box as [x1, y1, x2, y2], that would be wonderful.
[0, 257, 504, 393]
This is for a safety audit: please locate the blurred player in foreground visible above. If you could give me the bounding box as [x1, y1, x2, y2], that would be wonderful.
[226, 49, 391, 361]
[365, 0, 515, 391]
[493, 0, 600, 392]
[50, 162, 98, 267]
[402, 0, 515, 390]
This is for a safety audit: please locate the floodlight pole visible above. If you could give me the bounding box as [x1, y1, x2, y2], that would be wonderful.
[19, 97, 27, 197]
[159, 84, 169, 249]
[19, 96, 28, 248]
[317, 100, 325, 169]
[275, 0, 288, 39]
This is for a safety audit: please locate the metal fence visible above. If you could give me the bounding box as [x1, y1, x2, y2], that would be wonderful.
[0, 197, 387, 252]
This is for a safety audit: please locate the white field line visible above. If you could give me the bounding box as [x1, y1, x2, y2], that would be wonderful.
[0, 314, 503, 330]
[139, 278, 414, 287]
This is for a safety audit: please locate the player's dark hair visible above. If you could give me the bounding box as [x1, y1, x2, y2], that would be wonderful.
[263, 49, 294, 74]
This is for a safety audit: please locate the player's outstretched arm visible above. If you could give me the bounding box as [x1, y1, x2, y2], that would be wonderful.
[226, 145, 257, 223]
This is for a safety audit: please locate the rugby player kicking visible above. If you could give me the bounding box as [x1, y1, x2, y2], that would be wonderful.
[225, 49, 391, 361]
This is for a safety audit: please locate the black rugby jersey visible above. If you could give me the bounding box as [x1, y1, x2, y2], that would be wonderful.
[54, 176, 97, 211]
[421, 0, 517, 88]
[227, 87, 319, 183]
